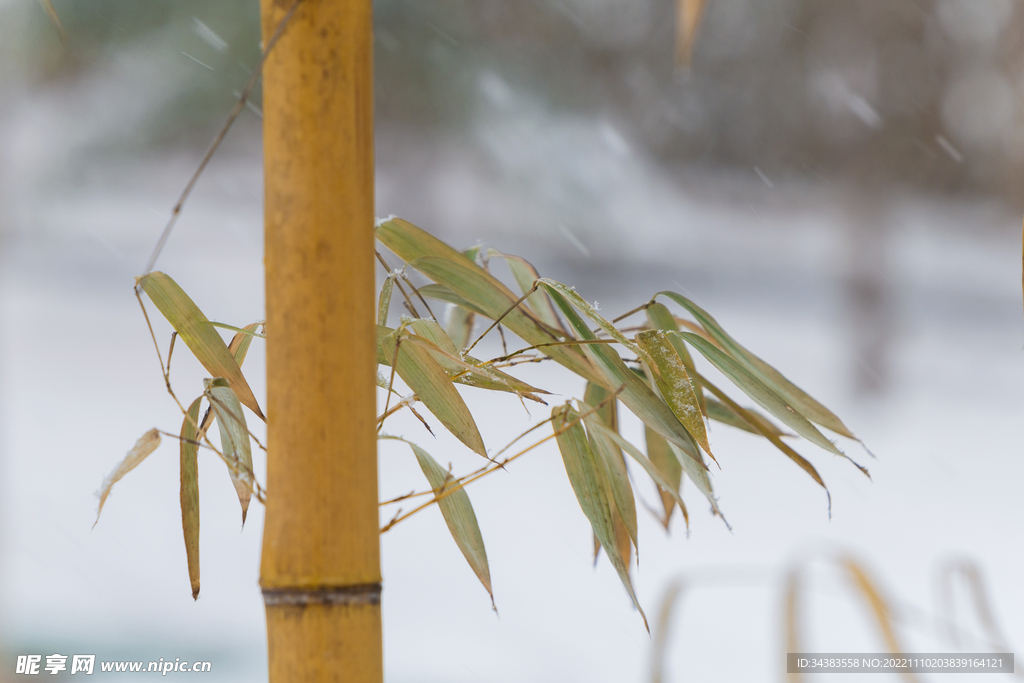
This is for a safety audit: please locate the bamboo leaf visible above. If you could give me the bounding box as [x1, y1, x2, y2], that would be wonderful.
[378, 274, 395, 326]
[446, 248, 482, 349]
[377, 218, 592, 375]
[538, 279, 643, 358]
[411, 256, 555, 344]
[376, 217, 478, 267]
[376, 325, 547, 399]
[381, 331, 487, 456]
[403, 258, 598, 382]
[667, 439, 718, 517]
[410, 442, 493, 604]
[415, 261, 598, 383]
[705, 397, 787, 437]
[402, 332, 549, 401]
[418, 284, 489, 316]
[180, 397, 202, 600]
[446, 304, 476, 351]
[408, 319, 459, 355]
[646, 302, 706, 417]
[675, 331, 844, 457]
[582, 384, 637, 558]
[636, 329, 712, 459]
[227, 322, 263, 367]
[553, 406, 648, 631]
[697, 374, 833, 492]
[138, 272, 265, 421]
[203, 378, 254, 524]
[629, 361, 717, 516]
[656, 291, 855, 439]
[193, 322, 263, 450]
[94, 429, 161, 526]
[582, 418, 695, 516]
[543, 284, 710, 473]
[488, 249, 565, 332]
[645, 425, 683, 530]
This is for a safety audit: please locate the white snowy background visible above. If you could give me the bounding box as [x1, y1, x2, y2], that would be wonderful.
[1, 1, 1023, 681]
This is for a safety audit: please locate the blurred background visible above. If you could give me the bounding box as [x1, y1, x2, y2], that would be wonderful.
[1, 0, 1023, 680]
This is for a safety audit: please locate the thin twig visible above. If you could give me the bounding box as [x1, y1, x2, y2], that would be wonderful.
[497, 324, 508, 356]
[487, 337, 620, 365]
[375, 251, 421, 318]
[397, 270, 438, 321]
[140, 0, 306, 276]
[408, 405, 435, 437]
[378, 335, 403, 434]
[378, 489, 421, 507]
[166, 332, 178, 375]
[380, 389, 621, 532]
[464, 283, 540, 356]
[612, 300, 654, 324]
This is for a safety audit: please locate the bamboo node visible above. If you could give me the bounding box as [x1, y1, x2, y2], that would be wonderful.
[262, 584, 382, 607]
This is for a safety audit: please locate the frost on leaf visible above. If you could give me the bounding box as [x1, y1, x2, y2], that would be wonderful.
[94, 429, 162, 527]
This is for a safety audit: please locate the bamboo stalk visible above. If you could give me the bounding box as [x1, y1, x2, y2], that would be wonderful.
[259, 0, 381, 680]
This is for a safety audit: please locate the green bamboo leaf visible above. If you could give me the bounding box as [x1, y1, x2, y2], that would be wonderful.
[446, 305, 476, 351]
[487, 249, 566, 333]
[377, 217, 593, 375]
[656, 291, 855, 439]
[411, 256, 555, 343]
[582, 385, 638, 557]
[180, 396, 203, 600]
[203, 378, 254, 524]
[192, 322, 263, 449]
[538, 279, 644, 358]
[668, 439, 718, 517]
[675, 331, 844, 457]
[705, 397, 787, 437]
[408, 319, 459, 355]
[584, 416, 710, 516]
[378, 274, 396, 326]
[553, 406, 648, 631]
[636, 329, 712, 459]
[402, 332, 549, 401]
[94, 428, 162, 526]
[414, 263, 598, 382]
[629, 350, 718, 518]
[418, 284, 489, 316]
[410, 442, 493, 604]
[138, 272, 265, 422]
[381, 331, 487, 456]
[646, 302, 706, 417]
[227, 322, 263, 367]
[698, 374, 837, 492]
[407, 255, 599, 383]
[376, 325, 546, 399]
[376, 217, 478, 266]
[542, 285, 710, 475]
[380, 322, 540, 396]
[447, 248, 481, 350]
[645, 425, 683, 530]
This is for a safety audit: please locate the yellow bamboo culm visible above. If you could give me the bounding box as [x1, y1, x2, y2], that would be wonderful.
[259, 0, 381, 681]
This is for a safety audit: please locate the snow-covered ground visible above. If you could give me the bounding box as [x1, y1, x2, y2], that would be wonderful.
[2, 98, 1023, 682]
